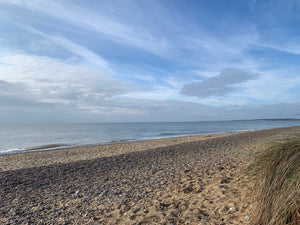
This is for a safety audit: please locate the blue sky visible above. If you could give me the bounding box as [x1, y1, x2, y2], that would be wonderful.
[0, 0, 300, 122]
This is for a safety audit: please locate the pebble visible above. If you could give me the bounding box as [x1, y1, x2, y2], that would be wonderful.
[229, 207, 236, 212]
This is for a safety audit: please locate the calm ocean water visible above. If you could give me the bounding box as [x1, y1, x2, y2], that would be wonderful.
[0, 120, 299, 154]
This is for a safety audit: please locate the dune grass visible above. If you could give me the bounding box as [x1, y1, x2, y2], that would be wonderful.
[251, 137, 300, 225]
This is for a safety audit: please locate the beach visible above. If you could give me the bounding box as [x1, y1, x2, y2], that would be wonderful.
[1, 126, 300, 224]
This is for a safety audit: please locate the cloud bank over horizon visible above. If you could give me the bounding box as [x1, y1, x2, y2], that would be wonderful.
[0, 0, 300, 123]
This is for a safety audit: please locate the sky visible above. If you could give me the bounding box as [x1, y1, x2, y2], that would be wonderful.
[0, 0, 300, 123]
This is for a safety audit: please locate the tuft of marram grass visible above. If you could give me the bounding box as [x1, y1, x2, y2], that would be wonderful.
[251, 138, 300, 225]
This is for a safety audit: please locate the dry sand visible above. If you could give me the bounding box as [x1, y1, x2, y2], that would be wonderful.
[1, 126, 300, 225]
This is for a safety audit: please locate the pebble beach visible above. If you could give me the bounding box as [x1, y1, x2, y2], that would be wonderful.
[1, 126, 300, 225]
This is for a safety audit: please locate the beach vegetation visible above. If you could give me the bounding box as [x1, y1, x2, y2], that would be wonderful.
[251, 137, 300, 225]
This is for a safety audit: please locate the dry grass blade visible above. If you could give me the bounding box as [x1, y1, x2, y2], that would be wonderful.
[251, 138, 300, 225]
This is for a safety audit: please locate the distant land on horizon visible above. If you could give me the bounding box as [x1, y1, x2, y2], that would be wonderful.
[1, 118, 300, 125]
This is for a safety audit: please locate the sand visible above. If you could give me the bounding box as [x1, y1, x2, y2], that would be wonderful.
[1, 126, 300, 225]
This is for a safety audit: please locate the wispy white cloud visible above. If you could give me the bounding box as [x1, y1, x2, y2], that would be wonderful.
[0, 0, 299, 122]
[251, 41, 300, 56]
[3, 0, 171, 56]
[235, 69, 300, 103]
[16, 26, 112, 71]
[0, 53, 133, 106]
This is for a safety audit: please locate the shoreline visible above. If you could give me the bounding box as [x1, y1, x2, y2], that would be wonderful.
[1, 130, 243, 156]
[0, 131, 238, 172]
[1, 126, 300, 224]
[0, 126, 300, 172]
[0, 128, 254, 156]
[1, 124, 299, 156]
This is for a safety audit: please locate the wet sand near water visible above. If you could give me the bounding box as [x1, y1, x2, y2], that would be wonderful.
[1, 126, 300, 224]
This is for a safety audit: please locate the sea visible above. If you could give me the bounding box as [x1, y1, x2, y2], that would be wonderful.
[0, 120, 299, 155]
